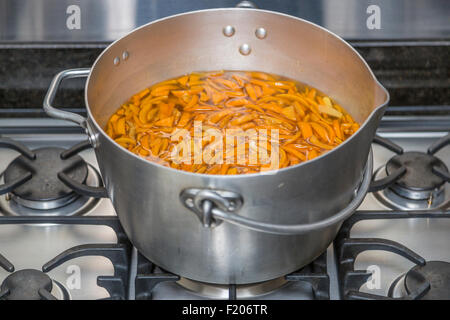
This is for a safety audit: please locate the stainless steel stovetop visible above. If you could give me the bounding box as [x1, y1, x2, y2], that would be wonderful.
[0, 118, 449, 300]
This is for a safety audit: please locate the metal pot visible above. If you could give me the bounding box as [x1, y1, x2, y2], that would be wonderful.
[43, 9, 388, 284]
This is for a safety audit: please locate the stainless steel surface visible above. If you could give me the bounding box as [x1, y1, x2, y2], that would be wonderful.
[0, 130, 118, 300]
[44, 8, 388, 284]
[51, 280, 71, 300]
[1, 0, 449, 42]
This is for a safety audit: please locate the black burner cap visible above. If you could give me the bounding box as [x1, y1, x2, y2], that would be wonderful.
[386, 151, 448, 191]
[405, 261, 450, 300]
[4, 147, 88, 202]
[1, 269, 53, 300]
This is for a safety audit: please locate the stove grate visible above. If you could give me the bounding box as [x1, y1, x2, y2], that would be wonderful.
[135, 252, 330, 300]
[0, 215, 132, 300]
[0, 138, 108, 200]
[334, 210, 450, 300]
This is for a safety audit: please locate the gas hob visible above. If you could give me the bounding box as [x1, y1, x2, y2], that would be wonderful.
[0, 118, 449, 300]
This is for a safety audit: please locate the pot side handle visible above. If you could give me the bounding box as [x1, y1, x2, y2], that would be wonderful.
[43, 68, 94, 132]
[181, 150, 373, 235]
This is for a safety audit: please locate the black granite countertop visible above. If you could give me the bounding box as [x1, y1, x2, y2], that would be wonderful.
[0, 41, 448, 117]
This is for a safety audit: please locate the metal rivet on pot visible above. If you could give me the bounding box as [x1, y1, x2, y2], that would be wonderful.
[239, 43, 251, 55]
[185, 198, 194, 208]
[255, 27, 267, 39]
[223, 25, 235, 37]
[122, 51, 129, 60]
[113, 57, 120, 65]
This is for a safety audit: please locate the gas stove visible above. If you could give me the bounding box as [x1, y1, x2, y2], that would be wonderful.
[0, 117, 448, 300]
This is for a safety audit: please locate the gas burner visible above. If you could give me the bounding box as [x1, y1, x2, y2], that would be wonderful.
[176, 277, 289, 299]
[4, 147, 87, 210]
[135, 251, 329, 300]
[0, 269, 70, 300]
[372, 167, 450, 211]
[0, 142, 106, 216]
[386, 152, 448, 200]
[388, 261, 450, 300]
[0, 164, 102, 217]
[372, 152, 450, 210]
[371, 135, 450, 210]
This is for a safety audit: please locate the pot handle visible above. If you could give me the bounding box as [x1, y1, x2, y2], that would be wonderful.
[180, 150, 373, 235]
[44, 68, 99, 146]
[43, 68, 91, 128]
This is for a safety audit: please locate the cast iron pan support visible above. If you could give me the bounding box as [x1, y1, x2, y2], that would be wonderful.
[57, 140, 108, 198]
[0, 216, 131, 300]
[135, 252, 180, 300]
[135, 251, 330, 300]
[0, 253, 58, 300]
[42, 243, 130, 300]
[0, 286, 9, 299]
[428, 132, 450, 182]
[0, 253, 14, 273]
[428, 132, 450, 155]
[369, 133, 450, 192]
[335, 210, 450, 300]
[285, 251, 330, 300]
[0, 138, 34, 195]
[368, 135, 406, 192]
[337, 238, 430, 300]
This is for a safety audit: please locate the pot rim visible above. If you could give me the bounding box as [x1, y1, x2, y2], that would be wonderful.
[85, 8, 390, 179]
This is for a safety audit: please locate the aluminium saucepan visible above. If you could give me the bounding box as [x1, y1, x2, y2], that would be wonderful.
[44, 9, 388, 284]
